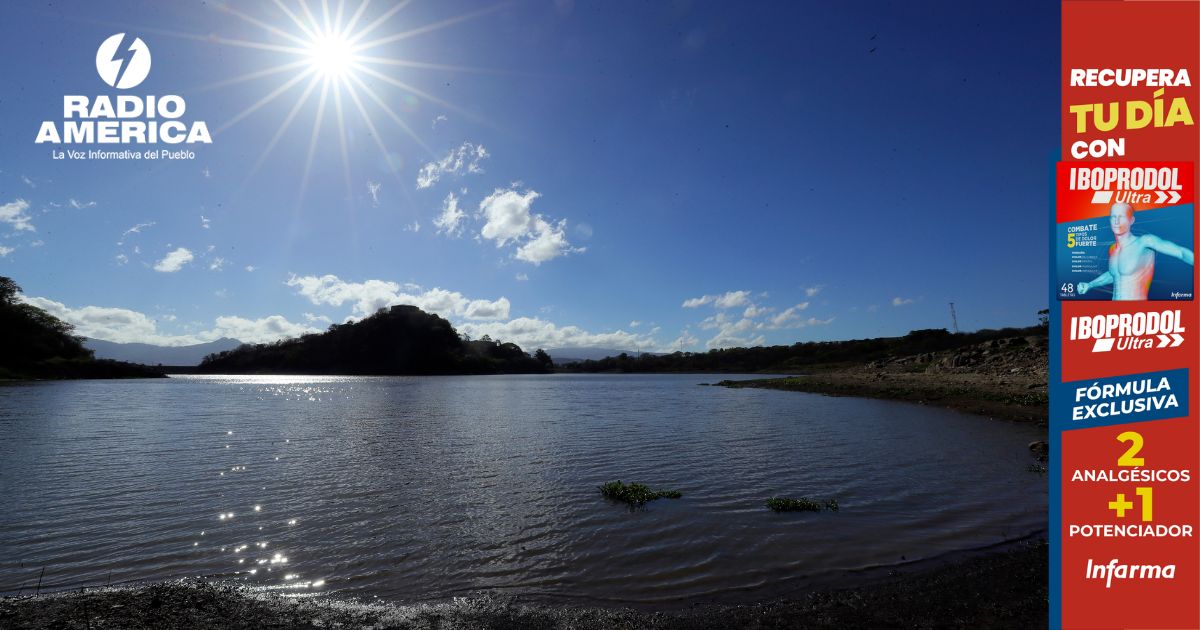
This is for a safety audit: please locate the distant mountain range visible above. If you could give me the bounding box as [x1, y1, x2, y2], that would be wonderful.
[1, 275, 162, 380]
[544, 348, 646, 363]
[85, 337, 243, 366]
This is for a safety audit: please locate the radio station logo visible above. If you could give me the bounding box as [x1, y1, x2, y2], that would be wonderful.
[95, 33, 151, 89]
[34, 33, 210, 147]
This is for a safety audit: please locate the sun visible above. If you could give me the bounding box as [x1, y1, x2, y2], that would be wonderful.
[306, 32, 355, 78]
[174, 1, 508, 202]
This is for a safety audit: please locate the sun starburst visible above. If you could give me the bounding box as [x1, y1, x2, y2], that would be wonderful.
[306, 32, 355, 77]
[162, 0, 511, 203]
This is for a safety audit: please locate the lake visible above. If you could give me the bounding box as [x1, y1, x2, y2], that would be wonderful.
[0, 374, 1046, 606]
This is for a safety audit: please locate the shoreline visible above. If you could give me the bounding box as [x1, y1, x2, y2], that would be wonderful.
[1, 540, 1047, 629]
[3, 348, 1050, 628]
[717, 370, 1048, 425]
[716, 334, 1049, 426]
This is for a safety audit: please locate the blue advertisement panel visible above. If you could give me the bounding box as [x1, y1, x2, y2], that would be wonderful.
[1056, 204, 1194, 301]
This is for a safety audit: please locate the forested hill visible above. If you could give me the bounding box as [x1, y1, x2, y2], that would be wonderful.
[0, 276, 163, 380]
[562, 326, 1048, 374]
[198, 304, 553, 375]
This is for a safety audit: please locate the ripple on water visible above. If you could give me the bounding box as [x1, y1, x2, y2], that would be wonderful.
[0, 374, 1045, 602]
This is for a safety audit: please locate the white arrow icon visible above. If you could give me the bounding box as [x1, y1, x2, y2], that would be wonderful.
[1156, 191, 1168, 203]
[1157, 334, 1171, 348]
[1171, 333, 1184, 347]
[1169, 191, 1181, 203]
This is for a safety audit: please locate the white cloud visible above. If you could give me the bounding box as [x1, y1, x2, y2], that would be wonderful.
[286, 274, 510, 320]
[479, 188, 538, 245]
[715, 291, 751, 309]
[805, 285, 824, 297]
[697, 312, 729, 330]
[0, 245, 13, 257]
[668, 331, 699, 350]
[0, 199, 35, 232]
[516, 217, 577, 265]
[303, 312, 332, 325]
[478, 187, 581, 264]
[432, 114, 448, 128]
[20, 296, 320, 346]
[211, 315, 317, 343]
[367, 181, 381, 206]
[404, 220, 421, 232]
[433, 191, 466, 236]
[20, 175, 35, 188]
[154, 247, 194, 273]
[201, 215, 211, 229]
[118, 222, 154, 244]
[892, 297, 915, 306]
[694, 299, 832, 347]
[515, 273, 529, 282]
[68, 198, 96, 210]
[682, 290, 751, 309]
[769, 303, 810, 328]
[743, 304, 773, 318]
[463, 297, 511, 320]
[706, 335, 765, 350]
[629, 320, 641, 328]
[202, 167, 211, 178]
[23, 297, 165, 344]
[209, 257, 228, 271]
[115, 253, 128, 265]
[867, 304, 880, 312]
[416, 142, 488, 189]
[458, 317, 656, 352]
[287, 275, 406, 317]
[245, 265, 257, 272]
[705, 316, 765, 349]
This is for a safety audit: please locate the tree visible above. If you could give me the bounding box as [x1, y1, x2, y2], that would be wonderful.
[1037, 309, 1049, 328]
[0, 275, 94, 369]
[0, 276, 20, 304]
[197, 304, 547, 376]
[534, 348, 553, 367]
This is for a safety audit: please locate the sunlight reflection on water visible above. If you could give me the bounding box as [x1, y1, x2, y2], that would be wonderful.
[0, 374, 1046, 604]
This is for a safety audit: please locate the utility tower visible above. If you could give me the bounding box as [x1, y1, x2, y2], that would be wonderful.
[949, 302, 960, 334]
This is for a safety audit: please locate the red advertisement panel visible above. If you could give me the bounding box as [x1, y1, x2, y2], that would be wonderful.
[1057, 1, 1199, 628]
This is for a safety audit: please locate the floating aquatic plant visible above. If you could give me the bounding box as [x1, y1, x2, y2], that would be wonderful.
[766, 497, 839, 513]
[599, 481, 682, 507]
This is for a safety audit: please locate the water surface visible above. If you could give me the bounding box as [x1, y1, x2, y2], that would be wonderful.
[0, 374, 1046, 605]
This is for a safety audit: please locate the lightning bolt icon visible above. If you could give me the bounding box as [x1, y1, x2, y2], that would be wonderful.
[109, 35, 139, 88]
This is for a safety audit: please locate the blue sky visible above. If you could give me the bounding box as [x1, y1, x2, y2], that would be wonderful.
[0, 1, 1058, 351]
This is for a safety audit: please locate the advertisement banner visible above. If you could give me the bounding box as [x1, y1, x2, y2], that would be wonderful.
[1054, 2, 1200, 628]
